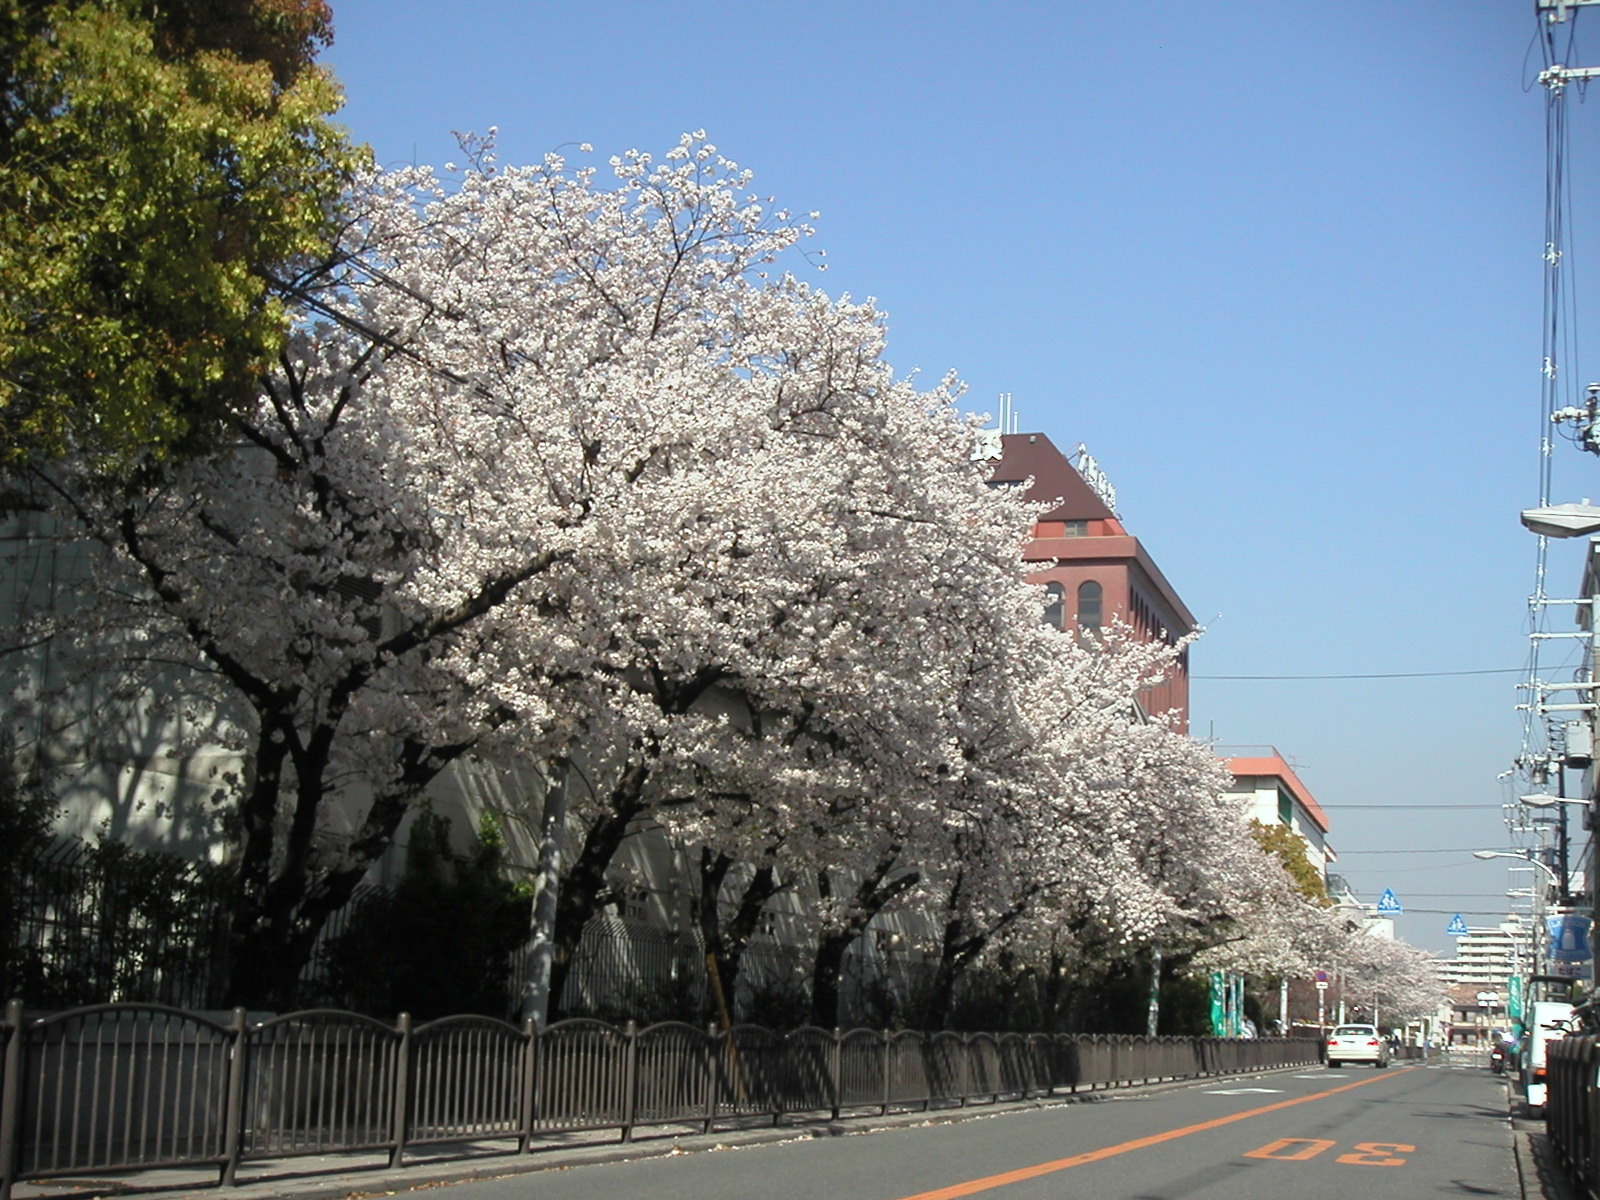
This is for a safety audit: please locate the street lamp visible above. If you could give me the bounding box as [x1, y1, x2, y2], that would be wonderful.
[1519, 793, 1590, 808]
[1521, 502, 1600, 537]
[1473, 849, 1561, 884]
[1475, 851, 1569, 993]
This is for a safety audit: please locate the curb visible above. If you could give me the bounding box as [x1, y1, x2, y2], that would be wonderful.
[12, 1064, 1318, 1200]
[1516, 1128, 1577, 1200]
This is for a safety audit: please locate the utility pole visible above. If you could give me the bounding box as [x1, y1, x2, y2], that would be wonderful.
[1556, 756, 1571, 902]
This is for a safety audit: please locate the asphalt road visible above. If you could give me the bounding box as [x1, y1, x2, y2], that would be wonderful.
[394, 1061, 1517, 1200]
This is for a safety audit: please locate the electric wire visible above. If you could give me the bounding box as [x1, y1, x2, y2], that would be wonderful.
[1196, 668, 1522, 680]
[1332, 847, 1538, 855]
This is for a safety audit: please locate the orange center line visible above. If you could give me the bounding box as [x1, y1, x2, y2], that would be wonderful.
[888, 1067, 1410, 1200]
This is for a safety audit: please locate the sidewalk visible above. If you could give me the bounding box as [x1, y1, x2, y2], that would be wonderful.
[1509, 1072, 1576, 1200]
[10, 1066, 1306, 1200]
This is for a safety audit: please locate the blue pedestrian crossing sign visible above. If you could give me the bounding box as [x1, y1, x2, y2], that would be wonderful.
[1375, 888, 1403, 915]
[1447, 913, 1468, 935]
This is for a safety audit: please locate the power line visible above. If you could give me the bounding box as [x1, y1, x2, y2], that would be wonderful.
[1196, 668, 1523, 681]
[1325, 804, 1505, 810]
[1333, 846, 1514, 854]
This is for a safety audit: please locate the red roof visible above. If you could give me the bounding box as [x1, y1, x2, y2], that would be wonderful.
[1227, 754, 1331, 834]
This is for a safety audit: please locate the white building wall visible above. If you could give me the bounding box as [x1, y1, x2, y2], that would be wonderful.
[1228, 776, 1333, 875]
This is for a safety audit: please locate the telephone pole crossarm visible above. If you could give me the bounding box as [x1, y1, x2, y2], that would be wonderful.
[1540, 0, 1600, 23]
[1542, 65, 1600, 89]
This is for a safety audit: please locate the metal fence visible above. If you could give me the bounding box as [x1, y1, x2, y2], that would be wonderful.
[1545, 1035, 1600, 1199]
[0, 998, 1321, 1199]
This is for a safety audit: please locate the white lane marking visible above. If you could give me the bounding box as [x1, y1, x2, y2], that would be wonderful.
[1292, 1074, 1330, 1078]
[1203, 1087, 1284, 1094]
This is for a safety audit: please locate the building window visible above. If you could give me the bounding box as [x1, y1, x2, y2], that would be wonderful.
[1077, 580, 1102, 638]
[1278, 787, 1293, 825]
[1043, 582, 1064, 628]
[1064, 519, 1088, 537]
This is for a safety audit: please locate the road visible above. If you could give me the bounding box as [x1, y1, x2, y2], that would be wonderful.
[391, 1060, 1517, 1200]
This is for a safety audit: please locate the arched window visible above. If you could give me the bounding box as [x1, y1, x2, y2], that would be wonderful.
[1077, 580, 1103, 639]
[1043, 582, 1064, 628]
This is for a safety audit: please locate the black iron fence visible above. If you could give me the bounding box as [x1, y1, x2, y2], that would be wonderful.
[1545, 1035, 1600, 1198]
[0, 999, 1321, 1199]
[3, 842, 235, 1009]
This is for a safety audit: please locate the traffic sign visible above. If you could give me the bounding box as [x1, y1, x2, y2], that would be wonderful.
[1376, 888, 1402, 915]
[1447, 913, 1468, 935]
[1547, 913, 1592, 962]
[1314, 970, 1329, 983]
[1315, 980, 1329, 990]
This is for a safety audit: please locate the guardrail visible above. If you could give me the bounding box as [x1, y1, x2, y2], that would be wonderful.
[0, 999, 1320, 1198]
[1546, 1035, 1600, 1198]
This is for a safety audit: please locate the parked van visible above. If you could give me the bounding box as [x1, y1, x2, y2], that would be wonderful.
[1522, 1000, 1575, 1116]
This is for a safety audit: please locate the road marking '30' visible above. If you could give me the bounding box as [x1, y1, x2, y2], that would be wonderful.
[1246, 1138, 1414, 1167]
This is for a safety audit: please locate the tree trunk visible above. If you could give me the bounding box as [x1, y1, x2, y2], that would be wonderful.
[695, 851, 780, 1017]
[719, 863, 779, 995]
[925, 917, 971, 1029]
[222, 732, 471, 1009]
[545, 759, 650, 1018]
[810, 926, 854, 1028]
[807, 856, 920, 1027]
[222, 721, 292, 1008]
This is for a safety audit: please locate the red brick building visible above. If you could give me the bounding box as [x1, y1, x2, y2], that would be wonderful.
[989, 432, 1196, 732]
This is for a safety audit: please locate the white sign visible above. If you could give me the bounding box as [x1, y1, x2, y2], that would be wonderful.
[1069, 443, 1118, 514]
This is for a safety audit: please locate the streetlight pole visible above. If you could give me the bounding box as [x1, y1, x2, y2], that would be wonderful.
[1475, 850, 1563, 986]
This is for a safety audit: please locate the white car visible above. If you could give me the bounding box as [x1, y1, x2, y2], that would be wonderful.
[1326, 1024, 1390, 1068]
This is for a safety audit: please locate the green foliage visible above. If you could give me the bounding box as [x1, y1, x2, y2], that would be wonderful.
[563, 973, 705, 1027]
[0, 0, 363, 465]
[320, 808, 533, 1020]
[1, 754, 236, 1006]
[1157, 972, 1214, 1036]
[0, 749, 57, 998]
[1249, 819, 1330, 904]
[737, 980, 811, 1030]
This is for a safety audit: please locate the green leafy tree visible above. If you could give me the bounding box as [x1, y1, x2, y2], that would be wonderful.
[1249, 819, 1330, 905]
[0, 0, 362, 465]
[320, 809, 533, 1020]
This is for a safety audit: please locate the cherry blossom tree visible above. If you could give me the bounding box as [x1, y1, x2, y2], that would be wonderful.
[15, 128, 1381, 1026]
[1335, 931, 1444, 1026]
[24, 133, 1054, 1009]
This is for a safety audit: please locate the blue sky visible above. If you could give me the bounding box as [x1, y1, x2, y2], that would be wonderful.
[323, 1, 1600, 955]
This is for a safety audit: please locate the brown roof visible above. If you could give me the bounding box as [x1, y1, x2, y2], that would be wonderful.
[989, 433, 1115, 522]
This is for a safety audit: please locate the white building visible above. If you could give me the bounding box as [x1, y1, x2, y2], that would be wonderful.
[1223, 747, 1337, 879]
[1434, 919, 1530, 991]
